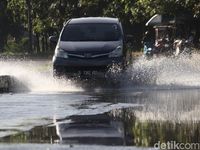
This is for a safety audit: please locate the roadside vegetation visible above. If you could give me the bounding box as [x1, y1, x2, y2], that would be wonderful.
[0, 0, 200, 56]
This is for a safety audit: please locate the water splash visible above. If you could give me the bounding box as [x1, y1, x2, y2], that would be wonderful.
[123, 53, 200, 88]
[0, 60, 82, 92]
[1, 53, 200, 92]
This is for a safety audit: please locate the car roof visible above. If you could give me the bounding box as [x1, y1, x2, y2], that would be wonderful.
[68, 17, 119, 24]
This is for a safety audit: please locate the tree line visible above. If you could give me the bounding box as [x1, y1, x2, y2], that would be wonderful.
[0, 0, 200, 54]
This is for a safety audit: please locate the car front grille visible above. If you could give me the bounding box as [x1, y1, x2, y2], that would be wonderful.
[67, 51, 110, 59]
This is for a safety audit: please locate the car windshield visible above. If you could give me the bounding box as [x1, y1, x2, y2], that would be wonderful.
[61, 23, 122, 41]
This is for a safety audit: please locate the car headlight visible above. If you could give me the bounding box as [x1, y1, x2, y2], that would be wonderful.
[109, 46, 123, 58]
[55, 48, 68, 59]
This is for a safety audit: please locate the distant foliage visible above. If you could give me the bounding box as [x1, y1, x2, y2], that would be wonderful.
[0, 0, 200, 54]
[4, 37, 29, 54]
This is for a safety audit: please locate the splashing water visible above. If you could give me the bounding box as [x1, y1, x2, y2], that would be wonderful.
[1, 53, 200, 92]
[118, 53, 200, 122]
[124, 53, 200, 88]
[0, 60, 82, 92]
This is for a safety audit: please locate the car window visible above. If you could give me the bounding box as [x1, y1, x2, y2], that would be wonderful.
[61, 23, 122, 41]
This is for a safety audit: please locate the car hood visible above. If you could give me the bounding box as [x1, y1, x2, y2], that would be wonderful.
[58, 41, 122, 53]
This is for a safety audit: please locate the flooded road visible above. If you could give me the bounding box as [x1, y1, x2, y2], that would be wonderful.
[1, 55, 200, 149]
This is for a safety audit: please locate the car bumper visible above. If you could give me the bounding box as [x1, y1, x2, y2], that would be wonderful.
[53, 56, 123, 72]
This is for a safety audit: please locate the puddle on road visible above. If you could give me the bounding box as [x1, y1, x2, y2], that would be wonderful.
[1, 89, 200, 147]
[1, 55, 200, 147]
[1, 108, 200, 147]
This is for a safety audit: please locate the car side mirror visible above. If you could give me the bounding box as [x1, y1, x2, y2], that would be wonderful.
[49, 36, 58, 44]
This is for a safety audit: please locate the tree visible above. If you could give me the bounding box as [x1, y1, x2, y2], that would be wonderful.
[26, 0, 33, 53]
[0, 0, 10, 51]
[2, 0, 200, 54]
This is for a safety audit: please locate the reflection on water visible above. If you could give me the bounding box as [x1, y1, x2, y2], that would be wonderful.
[0, 125, 58, 144]
[90, 88, 200, 122]
[1, 83, 200, 146]
[57, 114, 125, 145]
[1, 108, 200, 147]
[132, 121, 200, 147]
